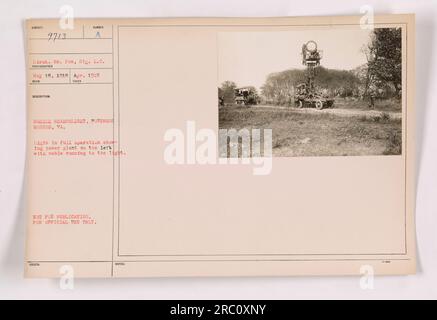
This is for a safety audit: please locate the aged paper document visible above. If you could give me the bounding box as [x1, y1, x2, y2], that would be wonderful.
[25, 15, 416, 278]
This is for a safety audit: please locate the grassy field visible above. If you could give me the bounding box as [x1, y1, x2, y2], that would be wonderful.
[219, 105, 402, 157]
[333, 97, 402, 112]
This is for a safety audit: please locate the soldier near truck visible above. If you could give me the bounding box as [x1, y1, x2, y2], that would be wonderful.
[367, 83, 377, 109]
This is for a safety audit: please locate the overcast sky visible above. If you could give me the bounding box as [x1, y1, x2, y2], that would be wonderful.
[218, 28, 372, 90]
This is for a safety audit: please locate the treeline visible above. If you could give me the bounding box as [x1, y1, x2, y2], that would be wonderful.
[219, 28, 402, 107]
[260, 67, 362, 105]
[260, 28, 402, 106]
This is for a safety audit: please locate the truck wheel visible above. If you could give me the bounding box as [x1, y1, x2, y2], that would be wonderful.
[315, 100, 323, 110]
[296, 100, 303, 108]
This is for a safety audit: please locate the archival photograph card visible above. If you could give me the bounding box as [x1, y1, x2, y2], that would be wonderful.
[25, 15, 416, 278]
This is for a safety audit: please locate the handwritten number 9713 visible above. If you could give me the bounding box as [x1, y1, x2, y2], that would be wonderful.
[48, 32, 67, 42]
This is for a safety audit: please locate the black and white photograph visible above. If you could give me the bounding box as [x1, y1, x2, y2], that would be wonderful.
[3, 0, 437, 302]
[218, 27, 403, 157]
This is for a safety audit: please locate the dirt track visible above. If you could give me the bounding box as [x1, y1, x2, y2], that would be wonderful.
[251, 105, 402, 120]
